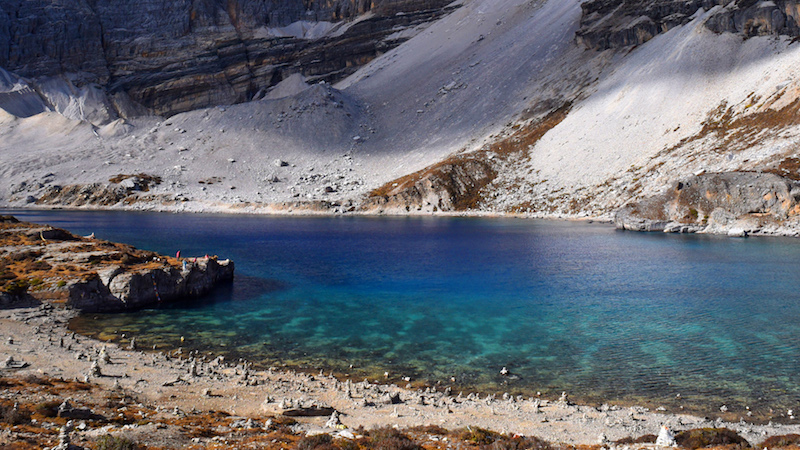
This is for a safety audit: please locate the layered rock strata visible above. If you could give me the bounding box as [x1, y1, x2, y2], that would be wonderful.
[0, 0, 455, 117]
[577, 0, 800, 50]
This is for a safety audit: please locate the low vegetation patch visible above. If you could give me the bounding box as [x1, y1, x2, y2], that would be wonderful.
[0, 216, 183, 301]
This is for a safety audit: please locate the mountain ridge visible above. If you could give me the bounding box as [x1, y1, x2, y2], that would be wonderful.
[3, 0, 800, 236]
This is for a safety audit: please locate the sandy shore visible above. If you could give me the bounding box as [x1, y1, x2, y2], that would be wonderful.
[2, 303, 800, 447]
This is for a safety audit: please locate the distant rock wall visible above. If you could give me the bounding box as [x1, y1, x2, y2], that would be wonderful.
[615, 172, 800, 236]
[0, 0, 455, 116]
[577, 0, 800, 50]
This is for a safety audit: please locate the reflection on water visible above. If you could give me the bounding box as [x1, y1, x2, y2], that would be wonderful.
[10, 209, 800, 418]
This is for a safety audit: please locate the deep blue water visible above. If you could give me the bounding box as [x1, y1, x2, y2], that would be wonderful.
[8, 209, 800, 417]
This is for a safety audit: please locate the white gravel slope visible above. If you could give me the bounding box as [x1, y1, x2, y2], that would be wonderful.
[0, 0, 589, 211]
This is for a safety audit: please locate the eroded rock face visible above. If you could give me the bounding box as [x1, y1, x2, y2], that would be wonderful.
[362, 157, 496, 213]
[0, 0, 455, 116]
[577, 0, 800, 50]
[615, 172, 800, 235]
[68, 257, 234, 312]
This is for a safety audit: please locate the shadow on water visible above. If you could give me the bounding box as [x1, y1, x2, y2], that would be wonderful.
[155, 275, 290, 311]
[68, 275, 288, 342]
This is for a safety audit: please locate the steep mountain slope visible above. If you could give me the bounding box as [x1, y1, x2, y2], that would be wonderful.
[3, 0, 800, 235]
[0, 0, 455, 116]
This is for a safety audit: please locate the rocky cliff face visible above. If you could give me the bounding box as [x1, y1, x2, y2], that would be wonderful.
[69, 257, 234, 312]
[0, 0, 455, 117]
[577, 0, 800, 50]
[615, 172, 800, 236]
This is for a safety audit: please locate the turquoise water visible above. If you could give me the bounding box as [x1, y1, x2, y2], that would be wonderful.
[9, 210, 800, 418]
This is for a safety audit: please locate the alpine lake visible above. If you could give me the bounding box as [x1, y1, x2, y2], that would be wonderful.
[9, 209, 800, 421]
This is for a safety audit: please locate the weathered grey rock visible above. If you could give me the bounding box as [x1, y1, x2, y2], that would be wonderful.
[0, 0, 456, 117]
[3, 355, 29, 369]
[67, 257, 234, 312]
[615, 172, 800, 235]
[361, 156, 496, 213]
[576, 0, 800, 51]
[58, 400, 104, 420]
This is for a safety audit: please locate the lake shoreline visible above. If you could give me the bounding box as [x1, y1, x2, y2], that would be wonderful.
[3, 302, 800, 447]
[8, 202, 800, 239]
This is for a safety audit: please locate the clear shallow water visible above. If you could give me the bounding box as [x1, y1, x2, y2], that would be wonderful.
[9, 210, 800, 417]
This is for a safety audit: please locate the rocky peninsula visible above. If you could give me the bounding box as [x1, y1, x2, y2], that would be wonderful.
[0, 215, 234, 312]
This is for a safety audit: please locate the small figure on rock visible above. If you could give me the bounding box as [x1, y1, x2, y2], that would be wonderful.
[500, 366, 509, 376]
[557, 391, 571, 407]
[98, 346, 110, 364]
[4, 356, 28, 369]
[52, 420, 76, 450]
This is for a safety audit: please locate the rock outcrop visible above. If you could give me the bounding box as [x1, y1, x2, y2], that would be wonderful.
[615, 172, 800, 236]
[68, 256, 234, 312]
[577, 0, 800, 50]
[362, 156, 496, 213]
[0, 0, 456, 117]
[0, 216, 234, 312]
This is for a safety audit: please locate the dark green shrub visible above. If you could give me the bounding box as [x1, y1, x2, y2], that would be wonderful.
[488, 435, 553, 450]
[296, 433, 336, 450]
[456, 426, 501, 445]
[367, 427, 420, 450]
[34, 400, 61, 417]
[0, 403, 30, 425]
[3, 278, 29, 294]
[616, 434, 656, 444]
